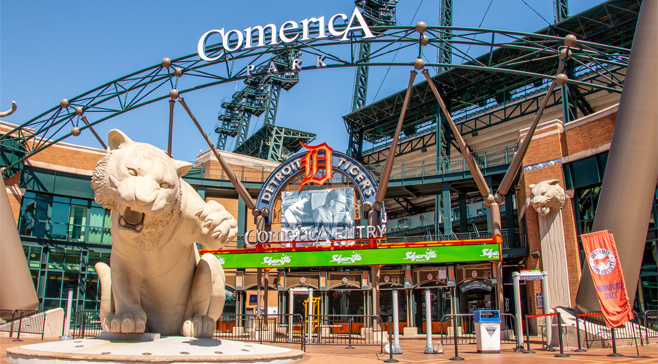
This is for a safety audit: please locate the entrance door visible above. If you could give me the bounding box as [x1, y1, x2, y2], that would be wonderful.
[414, 287, 450, 333]
[328, 290, 364, 315]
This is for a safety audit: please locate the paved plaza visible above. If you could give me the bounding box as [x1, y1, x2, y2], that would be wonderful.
[2, 335, 655, 364]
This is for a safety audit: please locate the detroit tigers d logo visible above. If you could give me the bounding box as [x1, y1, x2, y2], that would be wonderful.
[299, 142, 333, 190]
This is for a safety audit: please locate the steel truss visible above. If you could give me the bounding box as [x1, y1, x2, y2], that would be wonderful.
[0, 2, 635, 172]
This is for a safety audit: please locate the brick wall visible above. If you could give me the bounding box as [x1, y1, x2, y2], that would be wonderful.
[519, 106, 618, 310]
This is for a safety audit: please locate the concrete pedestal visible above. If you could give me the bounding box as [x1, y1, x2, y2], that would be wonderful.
[6, 336, 303, 363]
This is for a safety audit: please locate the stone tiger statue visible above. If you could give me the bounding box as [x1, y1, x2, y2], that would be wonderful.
[529, 179, 566, 216]
[92, 129, 237, 337]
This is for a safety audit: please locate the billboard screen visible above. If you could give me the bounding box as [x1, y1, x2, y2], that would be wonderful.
[281, 187, 355, 242]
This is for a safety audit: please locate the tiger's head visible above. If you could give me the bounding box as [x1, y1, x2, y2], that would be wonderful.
[529, 179, 566, 216]
[92, 129, 192, 248]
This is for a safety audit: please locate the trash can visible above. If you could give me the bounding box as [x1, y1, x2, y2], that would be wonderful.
[474, 310, 501, 353]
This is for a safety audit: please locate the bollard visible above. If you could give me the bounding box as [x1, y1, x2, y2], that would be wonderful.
[584, 315, 589, 349]
[574, 314, 586, 352]
[9, 310, 15, 338]
[346, 317, 354, 349]
[81, 312, 87, 338]
[12, 311, 24, 342]
[384, 317, 398, 363]
[523, 315, 535, 354]
[60, 288, 73, 341]
[608, 326, 623, 357]
[449, 316, 464, 361]
[554, 312, 569, 357]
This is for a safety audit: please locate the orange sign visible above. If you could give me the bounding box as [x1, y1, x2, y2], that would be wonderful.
[299, 142, 333, 190]
[580, 230, 634, 327]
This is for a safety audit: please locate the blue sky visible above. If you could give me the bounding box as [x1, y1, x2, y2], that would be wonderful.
[1, 0, 603, 163]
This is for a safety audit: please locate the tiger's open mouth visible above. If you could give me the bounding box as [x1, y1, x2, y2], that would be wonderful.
[119, 206, 144, 232]
[535, 206, 550, 215]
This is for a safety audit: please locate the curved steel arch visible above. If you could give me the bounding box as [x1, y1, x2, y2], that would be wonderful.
[1, 25, 630, 171]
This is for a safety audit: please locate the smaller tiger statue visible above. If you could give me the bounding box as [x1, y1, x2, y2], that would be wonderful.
[529, 179, 566, 216]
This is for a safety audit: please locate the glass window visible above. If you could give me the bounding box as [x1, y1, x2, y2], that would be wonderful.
[19, 191, 112, 244]
[64, 250, 81, 271]
[47, 248, 65, 270]
[88, 207, 109, 244]
[26, 246, 42, 269]
[61, 272, 79, 299]
[69, 205, 88, 242]
[87, 251, 111, 273]
[33, 193, 50, 238]
[42, 299, 60, 311]
[19, 194, 36, 236]
[30, 269, 39, 292]
[45, 271, 63, 299]
[49, 199, 70, 240]
[85, 276, 99, 303]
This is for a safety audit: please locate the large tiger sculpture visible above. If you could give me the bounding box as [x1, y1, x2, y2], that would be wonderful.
[91, 129, 237, 337]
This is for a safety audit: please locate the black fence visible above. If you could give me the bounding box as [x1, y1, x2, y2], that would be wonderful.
[72, 310, 102, 339]
[579, 311, 646, 349]
[213, 313, 306, 351]
[307, 314, 384, 351]
[644, 310, 658, 345]
[0, 309, 46, 340]
[438, 313, 516, 345]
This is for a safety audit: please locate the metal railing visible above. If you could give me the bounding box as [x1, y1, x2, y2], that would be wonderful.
[72, 310, 102, 339]
[184, 145, 518, 185]
[644, 310, 658, 345]
[366, 144, 518, 180]
[307, 314, 385, 351]
[213, 313, 305, 352]
[385, 228, 522, 249]
[439, 313, 516, 345]
[0, 309, 46, 340]
[579, 311, 645, 348]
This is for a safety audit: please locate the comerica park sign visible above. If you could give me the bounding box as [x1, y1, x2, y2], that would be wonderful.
[198, 7, 374, 62]
[215, 244, 502, 269]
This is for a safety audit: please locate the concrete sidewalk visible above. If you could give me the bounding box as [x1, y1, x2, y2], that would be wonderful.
[2, 335, 656, 363]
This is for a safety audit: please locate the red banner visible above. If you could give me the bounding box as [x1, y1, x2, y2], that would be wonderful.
[580, 230, 634, 327]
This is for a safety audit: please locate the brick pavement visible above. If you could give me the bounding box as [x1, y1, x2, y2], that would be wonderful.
[1, 335, 655, 363]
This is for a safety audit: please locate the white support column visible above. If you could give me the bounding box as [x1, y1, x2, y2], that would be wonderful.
[541, 272, 551, 348]
[424, 288, 433, 353]
[307, 288, 314, 344]
[288, 289, 294, 343]
[392, 288, 402, 353]
[512, 273, 523, 349]
[60, 288, 73, 340]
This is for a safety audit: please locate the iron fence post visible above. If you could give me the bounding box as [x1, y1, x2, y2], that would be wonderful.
[450, 314, 464, 361]
[346, 316, 354, 349]
[259, 315, 263, 345]
[384, 316, 398, 363]
[9, 310, 15, 338]
[523, 314, 535, 353]
[82, 312, 87, 338]
[574, 314, 586, 352]
[608, 326, 623, 357]
[41, 311, 46, 340]
[13, 311, 24, 342]
[583, 315, 589, 349]
[644, 311, 649, 346]
[554, 312, 569, 357]
[638, 315, 644, 346]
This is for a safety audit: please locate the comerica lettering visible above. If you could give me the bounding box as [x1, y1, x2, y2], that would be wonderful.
[198, 7, 374, 62]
